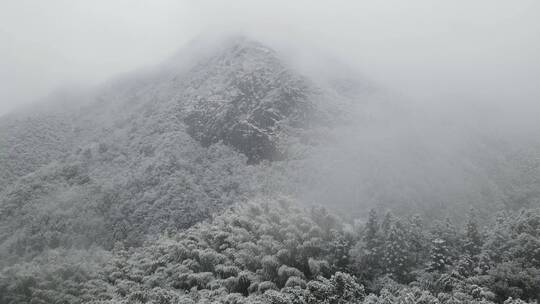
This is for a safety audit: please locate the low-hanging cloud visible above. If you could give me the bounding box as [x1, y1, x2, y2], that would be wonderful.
[1, 0, 539, 118]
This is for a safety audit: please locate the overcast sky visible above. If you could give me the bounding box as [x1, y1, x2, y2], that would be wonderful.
[1, 0, 539, 116]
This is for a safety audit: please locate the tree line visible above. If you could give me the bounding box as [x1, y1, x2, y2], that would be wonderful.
[1, 198, 538, 303]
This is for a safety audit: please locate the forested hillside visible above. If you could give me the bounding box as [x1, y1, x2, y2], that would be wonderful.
[0, 36, 539, 303]
[0, 113, 75, 192]
[0, 37, 311, 266]
[1, 199, 538, 303]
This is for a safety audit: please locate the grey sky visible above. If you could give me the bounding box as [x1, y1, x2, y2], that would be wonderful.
[1, 0, 539, 116]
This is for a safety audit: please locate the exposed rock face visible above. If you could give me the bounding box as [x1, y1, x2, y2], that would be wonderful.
[182, 38, 315, 163]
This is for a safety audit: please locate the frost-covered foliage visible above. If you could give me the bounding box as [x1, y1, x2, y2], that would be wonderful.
[2, 199, 538, 303]
[0, 248, 111, 304]
[0, 133, 265, 266]
[1, 36, 540, 304]
[0, 39, 310, 266]
[0, 113, 74, 192]
[1, 37, 539, 268]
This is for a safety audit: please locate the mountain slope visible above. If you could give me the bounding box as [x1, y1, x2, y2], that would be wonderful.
[0, 113, 74, 192]
[0, 37, 340, 266]
[1, 35, 539, 269]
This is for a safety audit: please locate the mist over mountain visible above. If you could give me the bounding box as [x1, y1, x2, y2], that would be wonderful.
[0, 35, 539, 303]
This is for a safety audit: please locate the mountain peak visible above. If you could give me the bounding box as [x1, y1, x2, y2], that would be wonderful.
[191, 35, 280, 74]
[179, 36, 315, 163]
[220, 35, 275, 53]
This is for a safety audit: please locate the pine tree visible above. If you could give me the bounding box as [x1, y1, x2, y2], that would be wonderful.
[364, 209, 379, 250]
[382, 221, 411, 282]
[407, 214, 427, 267]
[381, 211, 394, 237]
[358, 209, 383, 280]
[428, 237, 451, 272]
[464, 208, 482, 256]
[329, 231, 351, 271]
[431, 218, 460, 263]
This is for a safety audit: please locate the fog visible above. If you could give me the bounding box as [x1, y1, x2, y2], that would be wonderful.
[1, 0, 539, 117]
[2, 0, 539, 218]
[3, 2, 540, 302]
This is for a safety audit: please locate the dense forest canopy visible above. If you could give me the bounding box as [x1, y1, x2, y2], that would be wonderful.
[1, 199, 539, 303]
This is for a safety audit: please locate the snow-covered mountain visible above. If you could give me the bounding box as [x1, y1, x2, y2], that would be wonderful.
[181, 38, 316, 163]
[0, 36, 539, 270]
[0, 36, 357, 265]
[0, 37, 347, 190]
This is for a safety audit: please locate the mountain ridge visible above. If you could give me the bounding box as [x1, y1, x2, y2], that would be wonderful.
[0, 37, 344, 266]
